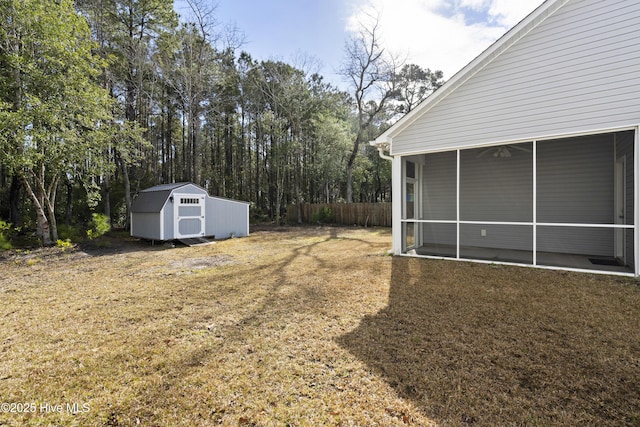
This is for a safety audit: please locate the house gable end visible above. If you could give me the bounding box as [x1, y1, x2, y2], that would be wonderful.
[385, 0, 640, 155]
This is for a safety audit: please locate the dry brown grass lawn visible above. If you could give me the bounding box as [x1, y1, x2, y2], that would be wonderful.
[0, 226, 639, 426]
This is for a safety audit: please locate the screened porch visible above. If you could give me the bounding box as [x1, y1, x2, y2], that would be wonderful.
[401, 130, 637, 275]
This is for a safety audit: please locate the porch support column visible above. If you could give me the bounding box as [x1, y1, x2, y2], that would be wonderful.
[635, 126, 639, 277]
[533, 140, 537, 266]
[456, 149, 460, 259]
[392, 154, 403, 254]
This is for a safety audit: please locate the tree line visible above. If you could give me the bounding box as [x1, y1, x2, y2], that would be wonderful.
[0, 0, 443, 245]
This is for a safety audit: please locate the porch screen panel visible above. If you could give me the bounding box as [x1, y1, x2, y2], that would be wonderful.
[537, 135, 613, 224]
[456, 142, 533, 264]
[535, 131, 635, 273]
[616, 130, 635, 227]
[419, 223, 457, 258]
[537, 226, 613, 256]
[537, 226, 633, 274]
[616, 131, 635, 271]
[626, 229, 635, 271]
[460, 142, 532, 222]
[417, 151, 457, 257]
[422, 151, 456, 220]
[459, 224, 533, 264]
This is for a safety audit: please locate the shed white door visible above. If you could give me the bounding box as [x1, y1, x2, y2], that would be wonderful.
[174, 193, 206, 238]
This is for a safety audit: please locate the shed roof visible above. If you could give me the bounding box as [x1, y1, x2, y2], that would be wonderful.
[140, 182, 194, 192]
[131, 190, 171, 213]
[131, 182, 206, 213]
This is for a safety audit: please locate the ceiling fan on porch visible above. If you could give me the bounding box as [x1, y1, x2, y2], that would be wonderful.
[476, 144, 532, 158]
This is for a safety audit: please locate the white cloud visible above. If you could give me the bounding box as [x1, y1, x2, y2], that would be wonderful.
[489, 0, 542, 26]
[346, 0, 542, 79]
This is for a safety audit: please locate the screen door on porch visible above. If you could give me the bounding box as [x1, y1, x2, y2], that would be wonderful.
[404, 160, 418, 250]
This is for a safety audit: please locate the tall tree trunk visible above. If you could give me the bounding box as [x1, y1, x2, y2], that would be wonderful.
[103, 174, 111, 225]
[255, 120, 261, 208]
[345, 161, 355, 203]
[295, 160, 302, 224]
[182, 113, 187, 181]
[42, 175, 59, 242]
[65, 178, 73, 226]
[21, 175, 52, 246]
[345, 131, 361, 203]
[191, 110, 198, 184]
[116, 152, 132, 230]
[9, 175, 22, 227]
[167, 107, 173, 183]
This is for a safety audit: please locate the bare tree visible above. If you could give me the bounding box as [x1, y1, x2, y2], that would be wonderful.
[341, 9, 399, 203]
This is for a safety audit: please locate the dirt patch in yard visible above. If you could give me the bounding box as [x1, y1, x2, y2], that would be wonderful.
[0, 226, 639, 426]
[169, 255, 235, 270]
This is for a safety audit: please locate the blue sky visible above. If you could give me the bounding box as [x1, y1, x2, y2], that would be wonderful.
[174, 0, 543, 89]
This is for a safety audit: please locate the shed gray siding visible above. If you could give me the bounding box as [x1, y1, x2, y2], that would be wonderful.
[163, 203, 174, 239]
[205, 197, 249, 238]
[171, 184, 207, 197]
[391, 0, 640, 155]
[131, 213, 162, 240]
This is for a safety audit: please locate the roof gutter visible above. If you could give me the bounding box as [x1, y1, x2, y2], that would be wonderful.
[370, 140, 393, 161]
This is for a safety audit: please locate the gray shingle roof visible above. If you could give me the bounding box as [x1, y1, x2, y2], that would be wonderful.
[131, 190, 171, 213]
[131, 182, 211, 213]
[140, 182, 191, 192]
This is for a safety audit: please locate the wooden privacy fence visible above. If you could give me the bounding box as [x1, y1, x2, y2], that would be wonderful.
[287, 203, 392, 227]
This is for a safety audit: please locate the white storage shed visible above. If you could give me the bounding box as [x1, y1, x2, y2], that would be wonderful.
[130, 183, 249, 241]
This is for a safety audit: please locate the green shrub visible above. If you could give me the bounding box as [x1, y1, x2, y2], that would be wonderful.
[0, 220, 12, 250]
[87, 213, 111, 240]
[312, 206, 334, 224]
[57, 224, 84, 243]
[56, 239, 73, 251]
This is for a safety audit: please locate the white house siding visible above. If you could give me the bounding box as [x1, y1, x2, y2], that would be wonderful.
[391, 0, 640, 155]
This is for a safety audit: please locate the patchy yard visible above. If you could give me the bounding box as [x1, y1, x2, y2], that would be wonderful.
[0, 227, 638, 426]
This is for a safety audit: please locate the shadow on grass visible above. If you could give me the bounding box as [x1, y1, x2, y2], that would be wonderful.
[337, 257, 640, 426]
[96, 227, 383, 423]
